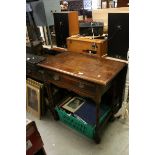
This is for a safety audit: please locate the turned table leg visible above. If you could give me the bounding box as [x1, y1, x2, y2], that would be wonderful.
[44, 82, 59, 120]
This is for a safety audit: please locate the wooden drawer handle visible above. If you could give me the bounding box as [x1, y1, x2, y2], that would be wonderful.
[53, 74, 60, 81]
[78, 82, 85, 88]
[38, 70, 44, 74]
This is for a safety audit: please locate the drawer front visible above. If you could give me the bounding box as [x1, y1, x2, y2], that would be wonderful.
[45, 70, 97, 97]
[63, 75, 96, 94]
[44, 71, 60, 82]
[26, 64, 44, 81]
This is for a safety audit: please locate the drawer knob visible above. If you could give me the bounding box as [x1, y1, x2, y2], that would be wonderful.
[78, 82, 85, 88]
[53, 74, 60, 81]
[38, 70, 44, 74]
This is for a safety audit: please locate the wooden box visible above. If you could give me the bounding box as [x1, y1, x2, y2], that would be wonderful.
[67, 36, 107, 57]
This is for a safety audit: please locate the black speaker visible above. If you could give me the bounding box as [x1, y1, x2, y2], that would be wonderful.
[53, 12, 79, 48]
[108, 13, 129, 60]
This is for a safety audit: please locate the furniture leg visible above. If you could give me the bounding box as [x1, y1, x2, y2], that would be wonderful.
[94, 102, 101, 144]
[111, 65, 128, 115]
[44, 83, 59, 120]
[94, 94, 102, 144]
[108, 66, 127, 121]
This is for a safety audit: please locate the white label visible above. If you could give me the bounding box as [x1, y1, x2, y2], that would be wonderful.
[26, 140, 32, 151]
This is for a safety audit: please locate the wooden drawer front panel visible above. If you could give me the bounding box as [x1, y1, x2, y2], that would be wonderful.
[44, 71, 60, 82]
[63, 74, 96, 94]
[45, 70, 97, 97]
[26, 64, 44, 81]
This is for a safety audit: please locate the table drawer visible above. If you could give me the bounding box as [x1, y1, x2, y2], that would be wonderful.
[26, 64, 44, 81]
[45, 70, 96, 97]
[64, 75, 96, 93]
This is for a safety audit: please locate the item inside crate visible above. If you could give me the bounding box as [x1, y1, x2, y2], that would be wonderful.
[59, 96, 110, 126]
[62, 97, 85, 113]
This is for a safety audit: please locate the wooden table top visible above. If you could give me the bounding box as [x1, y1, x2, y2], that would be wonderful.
[67, 36, 105, 43]
[38, 52, 126, 86]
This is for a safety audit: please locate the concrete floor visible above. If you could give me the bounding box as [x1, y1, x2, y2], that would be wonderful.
[27, 110, 128, 155]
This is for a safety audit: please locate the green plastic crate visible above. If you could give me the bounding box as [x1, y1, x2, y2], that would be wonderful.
[55, 105, 111, 139]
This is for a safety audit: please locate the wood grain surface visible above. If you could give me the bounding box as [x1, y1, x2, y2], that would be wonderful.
[38, 52, 126, 86]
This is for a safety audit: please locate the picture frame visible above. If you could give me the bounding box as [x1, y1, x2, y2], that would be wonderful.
[62, 97, 85, 113]
[26, 78, 43, 119]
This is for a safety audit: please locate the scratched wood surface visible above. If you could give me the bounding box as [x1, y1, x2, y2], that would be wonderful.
[38, 52, 126, 85]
